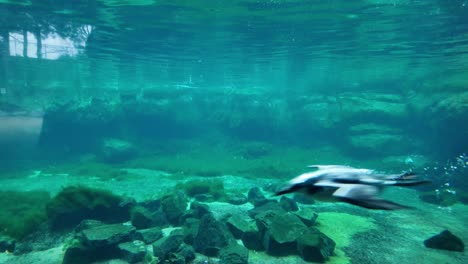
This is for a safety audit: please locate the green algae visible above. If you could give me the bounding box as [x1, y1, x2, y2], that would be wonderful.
[0, 191, 50, 240]
[317, 212, 377, 264]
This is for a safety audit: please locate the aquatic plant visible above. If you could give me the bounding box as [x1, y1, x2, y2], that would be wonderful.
[46, 185, 132, 230]
[0, 191, 50, 240]
[176, 179, 225, 200]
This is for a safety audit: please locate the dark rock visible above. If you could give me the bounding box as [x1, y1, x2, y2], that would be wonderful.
[179, 244, 196, 262]
[247, 187, 269, 206]
[193, 214, 233, 257]
[424, 230, 464, 252]
[161, 191, 188, 226]
[226, 214, 253, 239]
[134, 227, 163, 244]
[279, 196, 299, 212]
[297, 227, 336, 262]
[194, 193, 214, 202]
[78, 223, 136, 248]
[182, 218, 200, 245]
[0, 235, 15, 252]
[138, 199, 161, 212]
[100, 138, 137, 163]
[152, 232, 195, 263]
[293, 193, 315, 205]
[220, 244, 249, 264]
[74, 219, 104, 232]
[248, 201, 285, 218]
[255, 211, 307, 256]
[190, 201, 211, 218]
[63, 240, 120, 264]
[118, 240, 147, 263]
[130, 206, 155, 229]
[152, 210, 170, 227]
[227, 193, 248, 205]
[294, 208, 318, 227]
[152, 232, 184, 259]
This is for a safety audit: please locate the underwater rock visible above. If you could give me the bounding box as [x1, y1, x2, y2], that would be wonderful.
[189, 201, 212, 219]
[339, 93, 407, 123]
[152, 231, 196, 263]
[226, 214, 263, 251]
[193, 214, 233, 257]
[295, 99, 340, 130]
[248, 201, 285, 218]
[226, 193, 248, 205]
[100, 138, 137, 163]
[161, 191, 188, 226]
[247, 187, 269, 206]
[279, 196, 299, 212]
[425, 92, 468, 157]
[118, 240, 147, 263]
[134, 227, 163, 244]
[346, 123, 412, 156]
[0, 235, 15, 252]
[138, 199, 161, 212]
[424, 230, 464, 252]
[130, 206, 155, 229]
[46, 186, 134, 230]
[296, 227, 336, 262]
[220, 244, 249, 264]
[78, 223, 136, 248]
[182, 217, 201, 245]
[294, 208, 319, 227]
[63, 221, 136, 264]
[255, 211, 307, 256]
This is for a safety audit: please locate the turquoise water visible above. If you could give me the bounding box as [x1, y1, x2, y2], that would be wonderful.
[0, 1, 467, 264]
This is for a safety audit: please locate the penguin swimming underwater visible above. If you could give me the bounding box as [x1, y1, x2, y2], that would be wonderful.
[275, 165, 430, 210]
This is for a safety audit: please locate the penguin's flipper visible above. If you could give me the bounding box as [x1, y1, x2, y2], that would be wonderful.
[332, 184, 411, 210]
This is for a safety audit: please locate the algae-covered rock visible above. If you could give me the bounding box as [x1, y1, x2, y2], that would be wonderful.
[134, 227, 163, 244]
[248, 201, 285, 218]
[247, 187, 268, 207]
[193, 214, 233, 256]
[100, 138, 137, 163]
[226, 192, 248, 205]
[279, 196, 299, 212]
[424, 230, 464, 252]
[118, 240, 147, 263]
[160, 191, 188, 226]
[297, 227, 336, 262]
[63, 221, 136, 264]
[346, 123, 414, 156]
[226, 214, 263, 251]
[152, 231, 196, 263]
[294, 207, 319, 227]
[220, 244, 249, 264]
[78, 223, 136, 248]
[130, 206, 161, 229]
[255, 211, 307, 256]
[339, 93, 407, 122]
[176, 179, 225, 201]
[46, 186, 133, 230]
